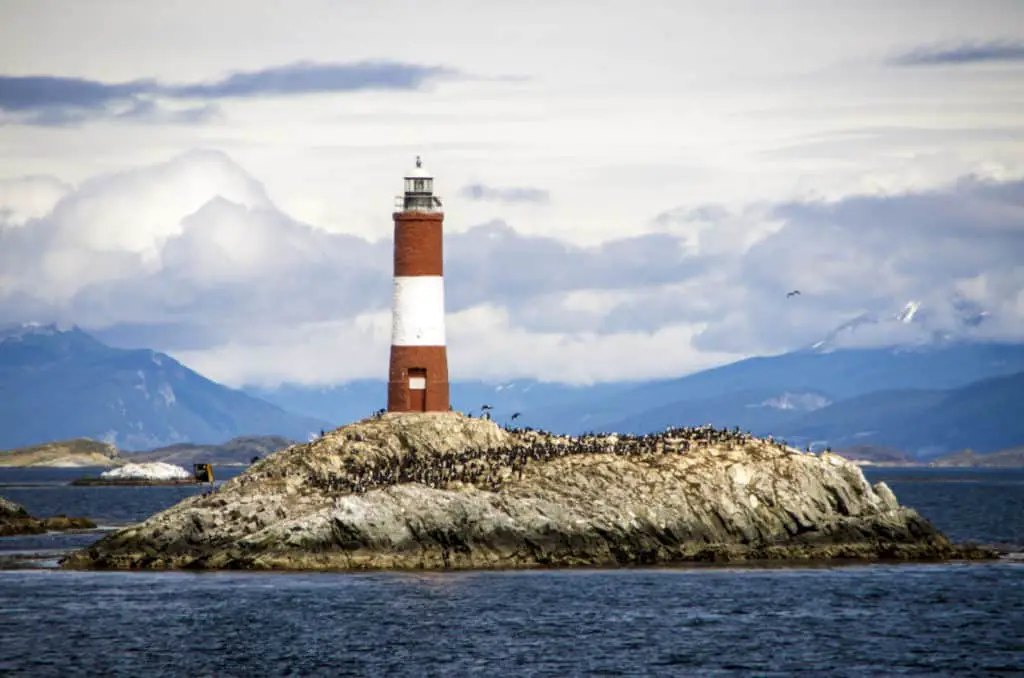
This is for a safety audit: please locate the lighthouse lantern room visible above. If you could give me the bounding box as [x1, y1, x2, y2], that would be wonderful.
[396, 156, 442, 212]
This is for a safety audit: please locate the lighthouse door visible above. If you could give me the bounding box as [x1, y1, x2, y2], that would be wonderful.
[408, 368, 427, 411]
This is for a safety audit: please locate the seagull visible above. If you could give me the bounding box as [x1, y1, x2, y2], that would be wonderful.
[786, 290, 801, 298]
[510, 412, 520, 421]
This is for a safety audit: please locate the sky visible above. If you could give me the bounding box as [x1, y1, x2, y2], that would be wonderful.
[1, 0, 1023, 387]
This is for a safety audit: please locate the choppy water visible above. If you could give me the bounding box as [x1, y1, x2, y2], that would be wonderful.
[1, 466, 1022, 676]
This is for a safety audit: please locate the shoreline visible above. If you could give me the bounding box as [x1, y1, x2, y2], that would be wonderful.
[10, 549, 1013, 574]
[69, 478, 207, 487]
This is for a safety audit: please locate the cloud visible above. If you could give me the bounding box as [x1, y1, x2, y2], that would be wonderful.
[174, 305, 742, 388]
[1, 150, 1022, 386]
[459, 184, 551, 205]
[165, 61, 458, 99]
[0, 175, 72, 227]
[0, 150, 705, 347]
[0, 60, 459, 125]
[445, 220, 708, 313]
[687, 176, 1024, 354]
[889, 41, 1024, 67]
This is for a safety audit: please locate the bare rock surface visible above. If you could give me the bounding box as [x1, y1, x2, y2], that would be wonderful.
[100, 462, 192, 481]
[1, 496, 96, 537]
[62, 413, 994, 571]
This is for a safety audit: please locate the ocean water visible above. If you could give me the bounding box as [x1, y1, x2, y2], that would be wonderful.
[1, 466, 1022, 677]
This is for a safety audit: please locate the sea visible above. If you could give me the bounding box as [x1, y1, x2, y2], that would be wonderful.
[1, 466, 1021, 677]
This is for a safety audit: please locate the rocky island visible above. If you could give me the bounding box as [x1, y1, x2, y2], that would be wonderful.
[1, 496, 95, 537]
[71, 461, 201, 486]
[62, 413, 994, 571]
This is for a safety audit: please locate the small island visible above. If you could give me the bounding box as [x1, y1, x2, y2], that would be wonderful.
[1, 496, 95, 537]
[0, 435, 294, 469]
[61, 413, 996, 571]
[70, 462, 205, 486]
[931, 447, 1024, 468]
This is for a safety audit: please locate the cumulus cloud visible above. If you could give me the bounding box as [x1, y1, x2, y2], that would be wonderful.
[173, 305, 742, 388]
[0, 175, 72, 226]
[687, 177, 1024, 354]
[0, 61, 460, 125]
[1, 150, 1022, 386]
[459, 184, 551, 205]
[445, 220, 709, 313]
[889, 40, 1024, 67]
[0, 151, 706, 351]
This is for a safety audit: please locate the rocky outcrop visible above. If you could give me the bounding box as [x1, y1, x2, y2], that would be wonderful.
[71, 461, 201, 486]
[100, 462, 193, 481]
[0, 496, 96, 537]
[61, 413, 995, 571]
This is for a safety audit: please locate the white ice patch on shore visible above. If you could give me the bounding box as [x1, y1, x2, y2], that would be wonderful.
[101, 462, 192, 481]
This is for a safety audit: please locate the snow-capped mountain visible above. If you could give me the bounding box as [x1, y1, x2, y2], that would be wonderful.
[0, 322, 64, 342]
[808, 297, 992, 353]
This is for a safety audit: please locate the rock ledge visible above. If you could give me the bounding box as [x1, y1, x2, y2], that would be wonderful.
[61, 413, 995, 570]
[1, 496, 96, 537]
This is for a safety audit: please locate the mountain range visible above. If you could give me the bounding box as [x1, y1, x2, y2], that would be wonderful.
[248, 346, 1022, 458]
[1, 297, 1021, 458]
[249, 299, 1024, 458]
[245, 379, 636, 430]
[0, 323, 328, 450]
[769, 370, 1024, 456]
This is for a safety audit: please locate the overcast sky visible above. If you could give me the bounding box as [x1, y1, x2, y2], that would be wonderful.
[1, 0, 1023, 386]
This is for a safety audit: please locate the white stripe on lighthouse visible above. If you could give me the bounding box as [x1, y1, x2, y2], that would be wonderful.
[391, 276, 447, 346]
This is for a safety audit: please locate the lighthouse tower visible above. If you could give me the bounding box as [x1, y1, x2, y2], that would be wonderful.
[387, 156, 450, 413]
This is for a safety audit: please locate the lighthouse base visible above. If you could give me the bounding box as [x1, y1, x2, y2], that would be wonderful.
[387, 345, 450, 413]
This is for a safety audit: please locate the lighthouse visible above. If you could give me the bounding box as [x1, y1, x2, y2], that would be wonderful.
[387, 156, 451, 413]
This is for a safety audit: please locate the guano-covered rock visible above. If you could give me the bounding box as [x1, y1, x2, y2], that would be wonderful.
[61, 413, 994, 571]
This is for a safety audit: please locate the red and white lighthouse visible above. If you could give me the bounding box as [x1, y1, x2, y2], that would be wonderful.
[387, 156, 451, 413]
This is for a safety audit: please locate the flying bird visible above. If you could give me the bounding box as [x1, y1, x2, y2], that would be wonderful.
[786, 290, 801, 298]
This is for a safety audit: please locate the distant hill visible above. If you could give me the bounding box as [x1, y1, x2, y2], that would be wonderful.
[250, 343, 1024, 459]
[0, 438, 122, 468]
[0, 324, 330, 450]
[6, 299, 1022, 459]
[516, 296, 1023, 437]
[931, 447, 1024, 468]
[830, 445, 917, 465]
[129, 435, 297, 466]
[526, 343, 1024, 437]
[246, 379, 636, 429]
[584, 387, 833, 436]
[0, 434, 298, 469]
[773, 371, 1024, 457]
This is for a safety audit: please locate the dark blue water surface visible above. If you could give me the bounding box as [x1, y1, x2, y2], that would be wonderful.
[1, 466, 1022, 677]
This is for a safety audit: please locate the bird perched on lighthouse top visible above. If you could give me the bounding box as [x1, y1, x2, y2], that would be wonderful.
[386, 156, 451, 413]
